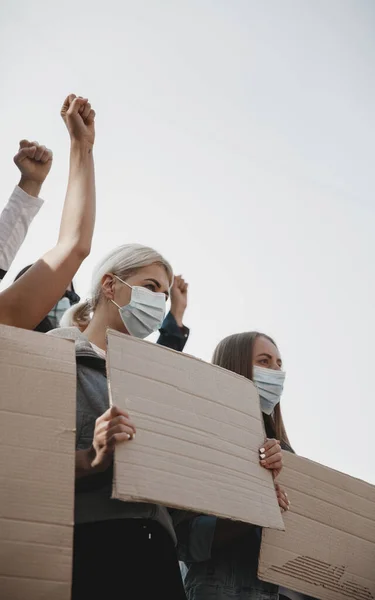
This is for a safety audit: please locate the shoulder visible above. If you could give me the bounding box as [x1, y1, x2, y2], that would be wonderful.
[47, 326, 85, 342]
[48, 327, 106, 368]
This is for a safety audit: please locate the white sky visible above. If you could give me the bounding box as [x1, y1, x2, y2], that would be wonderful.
[1, 0, 374, 484]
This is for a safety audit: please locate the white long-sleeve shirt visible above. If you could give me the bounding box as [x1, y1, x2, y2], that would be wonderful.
[0, 186, 44, 280]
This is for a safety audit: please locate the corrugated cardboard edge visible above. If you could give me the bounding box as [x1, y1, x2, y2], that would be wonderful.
[106, 328, 285, 531]
[258, 453, 375, 600]
[0, 326, 77, 600]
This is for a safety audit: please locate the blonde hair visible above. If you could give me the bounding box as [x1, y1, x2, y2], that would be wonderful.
[60, 243, 173, 328]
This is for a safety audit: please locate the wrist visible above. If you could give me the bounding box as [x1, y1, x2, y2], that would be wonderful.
[170, 308, 185, 328]
[70, 138, 94, 156]
[18, 177, 42, 198]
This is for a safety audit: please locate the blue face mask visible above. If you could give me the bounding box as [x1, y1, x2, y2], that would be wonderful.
[252, 366, 286, 415]
[111, 275, 166, 339]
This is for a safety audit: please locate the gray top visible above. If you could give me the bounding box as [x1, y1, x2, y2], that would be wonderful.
[48, 327, 177, 544]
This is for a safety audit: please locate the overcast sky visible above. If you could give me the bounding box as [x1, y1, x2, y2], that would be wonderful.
[1, 0, 374, 484]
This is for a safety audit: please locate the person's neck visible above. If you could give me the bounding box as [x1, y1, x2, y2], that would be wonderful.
[84, 313, 108, 351]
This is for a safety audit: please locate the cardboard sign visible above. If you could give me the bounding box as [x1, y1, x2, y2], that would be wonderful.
[258, 452, 375, 600]
[0, 326, 76, 600]
[106, 329, 284, 530]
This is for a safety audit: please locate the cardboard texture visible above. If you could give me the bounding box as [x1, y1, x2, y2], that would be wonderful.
[106, 329, 284, 529]
[0, 325, 76, 600]
[258, 452, 375, 600]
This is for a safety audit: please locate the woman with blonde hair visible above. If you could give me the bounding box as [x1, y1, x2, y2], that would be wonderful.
[49, 242, 187, 599]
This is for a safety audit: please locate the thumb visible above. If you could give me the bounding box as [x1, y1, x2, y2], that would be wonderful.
[60, 93, 76, 117]
[67, 97, 88, 116]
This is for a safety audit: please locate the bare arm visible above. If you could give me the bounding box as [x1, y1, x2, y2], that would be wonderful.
[0, 94, 96, 329]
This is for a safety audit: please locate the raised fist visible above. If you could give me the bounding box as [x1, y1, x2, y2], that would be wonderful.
[170, 275, 189, 327]
[61, 94, 96, 147]
[13, 140, 53, 185]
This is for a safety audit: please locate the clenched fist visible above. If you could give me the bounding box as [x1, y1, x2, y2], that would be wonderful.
[259, 438, 283, 478]
[170, 275, 189, 327]
[89, 405, 136, 473]
[14, 140, 53, 186]
[61, 94, 96, 147]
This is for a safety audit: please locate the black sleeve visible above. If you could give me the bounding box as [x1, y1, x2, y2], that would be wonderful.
[157, 311, 190, 353]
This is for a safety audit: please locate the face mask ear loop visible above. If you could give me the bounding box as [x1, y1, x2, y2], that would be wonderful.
[113, 274, 132, 289]
[110, 274, 133, 310]
[110, 299, 121, 309]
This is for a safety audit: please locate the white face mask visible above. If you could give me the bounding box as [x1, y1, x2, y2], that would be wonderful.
[252, 365, 286, 415]
[111, 275, 166, 339]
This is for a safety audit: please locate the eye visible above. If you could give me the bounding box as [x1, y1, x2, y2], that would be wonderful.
[258, 358, 269, 366]
[144, 283, 157, 293]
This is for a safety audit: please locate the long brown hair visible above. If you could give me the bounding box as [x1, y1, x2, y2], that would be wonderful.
[212, 331, 292, 450]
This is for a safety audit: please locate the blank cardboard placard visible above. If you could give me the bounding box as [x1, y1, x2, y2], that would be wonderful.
[0, 325, 76, 600]
[258, 452, 375, 600]
[106, 329, 284, 529]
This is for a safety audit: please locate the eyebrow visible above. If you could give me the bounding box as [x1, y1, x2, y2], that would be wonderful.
[144, 278, 169, 298]
[256, 352, 282, 364]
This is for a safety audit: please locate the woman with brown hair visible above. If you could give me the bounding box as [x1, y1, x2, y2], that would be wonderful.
[179, 331, 311, 600]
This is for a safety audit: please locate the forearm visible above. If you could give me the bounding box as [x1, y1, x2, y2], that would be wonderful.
[58, 140, 95, 256]
[18, 177, 42, 198]
[158, 311, 189, 352]
[0, 186, 44, 275]
[170, 308, 184, 328]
